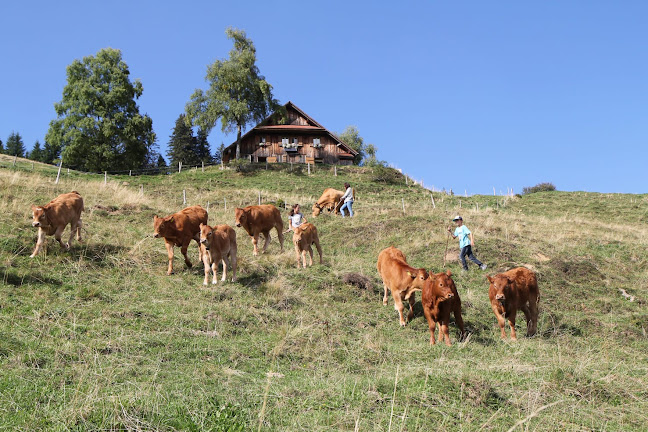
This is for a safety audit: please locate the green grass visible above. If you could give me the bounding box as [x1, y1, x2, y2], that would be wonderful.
[1, 158, 647, 431]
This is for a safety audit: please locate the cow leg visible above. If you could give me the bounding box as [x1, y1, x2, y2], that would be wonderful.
[521, 304, 535, 337]
[252, 234, 260, 256]
[393, 294, 407, 326]
[527, 294, 539, 336]
[195, 235, 203, 263]
[307, 245, 314, 267]
[262, 231, 271, 253]
[220, 254, 228, 282]
[491, 304, 507, 339]
[30, 228, 47, 258]
[407, 293, 416, 322]
[277, 226, 284, 252]
[423, 307, 437, 345]
[294, 242, 302, 268]
[180, 241, 192, 269]
[301, 250, 307, 268]
[54, 226, 67, 250]
[441, 322, 452, 346]
[508, 311, 518, 341]
[76, 218, 83, 242]
[314, 239, 323, 264]
[68, 221, 78, 247]
[165, 241, 175, 275]
[202, 250, 212, 286]
[230, 249, 237, 282]
[382, 282, 389, 306]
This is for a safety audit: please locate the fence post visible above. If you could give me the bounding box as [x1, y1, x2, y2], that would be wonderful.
[104, 171, 107, 185]
[334, 165, 337, 176]
[202, 161, 204, 172]
[459, 200, 462, 208]
[67, 168, 70, 175]
[178, 162, 182, 173]
[129, 170, 132, 176]
[493, 187, 496, 196]
[31, 161, 34, 170]
[224, 197, 227, 210]
[405, 176, 408, 185]
[206, 201, 210, 213]
[258, 191, 261, 205]
[431, 194, 436, 209]
[182, 189, 186, 205]
[55, 160, 62, 184]
[13, 155, 17, 167]
[221, 160, 224, 170]
[402, 198, 405, 214]
[308, 163, 311, 175]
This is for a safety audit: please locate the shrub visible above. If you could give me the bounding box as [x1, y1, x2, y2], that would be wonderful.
[523, 182, 556, 194]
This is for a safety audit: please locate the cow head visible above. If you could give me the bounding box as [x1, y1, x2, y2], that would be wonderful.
[487, 274, 511, 305]
[153, 215, 174, 238]
[234, 208, 246, 228]
[31, 205, 49, 228]
[406, 268, 429, 290]
[426, 270, 456, 301]
[312, 203, 322, 217]
[292, 225, 307, 245]
[199, 223, 213, 250]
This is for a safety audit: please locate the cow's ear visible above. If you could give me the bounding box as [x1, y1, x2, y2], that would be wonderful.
[446, 270, 452, 277]
[31, 204, 37, 211]
[406, 270, 416, 279]
[167, 216, 174, 223]
[486, 275, 493, 283]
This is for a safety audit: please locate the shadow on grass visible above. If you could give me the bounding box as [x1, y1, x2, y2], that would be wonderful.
[235, 271, 271, 289]
[0, 266, 63, 287]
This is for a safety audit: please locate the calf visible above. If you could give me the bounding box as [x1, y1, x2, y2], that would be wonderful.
[377, 246, 429, 326]
[292, 223, 323, 268]
[422, 271, 465, 346]
[312, 188, 344, 216]
[487, 267, 539, 340]
[30, 191, 84, 257]
[153, 206, 207, 275]
[199, 223, 237, 285]
[234, 205, 284, 256]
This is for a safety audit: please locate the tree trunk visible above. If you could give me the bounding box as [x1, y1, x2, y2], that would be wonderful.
[236, 124, 242, 160]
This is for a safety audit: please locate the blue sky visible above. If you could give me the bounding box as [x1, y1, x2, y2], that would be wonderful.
[1, 1, 646, 194]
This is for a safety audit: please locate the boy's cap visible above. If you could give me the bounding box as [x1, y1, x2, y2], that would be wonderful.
[452, 216, 463, 221]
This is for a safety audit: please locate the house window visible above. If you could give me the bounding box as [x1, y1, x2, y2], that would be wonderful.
[292, 137, 299, 146]
[282, 137, 289, 146]
[313, 137, 321, 148]
[259, 136, 267, 146]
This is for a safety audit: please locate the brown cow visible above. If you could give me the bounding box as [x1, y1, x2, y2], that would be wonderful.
[153, 206, 207, 275]
[377, 246, 429, 326]
[30, 191, 84, 257]
[312, 188, 344, 216]
[422, 270, 465, 346]
[234, 205, 284, 256]
[199, 223, 237, 285]
[292, 223, 323, 268]
[487, 267, 539, 340]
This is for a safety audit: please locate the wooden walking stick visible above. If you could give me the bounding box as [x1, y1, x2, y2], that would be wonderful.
[443, 226, 451, 268]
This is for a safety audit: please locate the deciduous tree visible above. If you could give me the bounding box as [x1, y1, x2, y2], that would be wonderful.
[46, 48, 156, 172]
[338, 126, 366, 165]
[186, 27, 279, 160]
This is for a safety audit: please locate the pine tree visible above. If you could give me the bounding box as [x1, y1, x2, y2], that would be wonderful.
[29, 140, 45, 162]
[166, 114, 197, 168]
[5, 132, 26, 157]
[0, 139, 4, 154]
[157, 154, 167, 169]
[214, 143, 226, 164]
[194, 129, 213, 164]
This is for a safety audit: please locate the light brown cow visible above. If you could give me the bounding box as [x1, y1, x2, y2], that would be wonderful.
[199, 223, 237, 285]
[377, 246, 429, 326]
[487, 267, 540, 340]
[153, 206, 207, 275]
[292, 223, 323, 268]
[30, 191, 84, 257]
[312, 188, 344, 216]
[234, 205, 284, 256]
[422, 271, 465, 346]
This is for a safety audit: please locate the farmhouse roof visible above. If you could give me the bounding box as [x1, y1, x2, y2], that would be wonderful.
[224, 101, 358, 156]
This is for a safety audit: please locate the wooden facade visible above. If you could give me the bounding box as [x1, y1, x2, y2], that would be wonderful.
[222, 101, 357, 165]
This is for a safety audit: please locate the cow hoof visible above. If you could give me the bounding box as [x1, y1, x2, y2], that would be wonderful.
[399, 322, 407, 327]
[212, 280, 218, 285]
[29, 254, 36, 258]
[203, 282, 208, 286]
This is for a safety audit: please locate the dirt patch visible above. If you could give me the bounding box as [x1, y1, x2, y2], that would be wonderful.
[343, 272, 374, 291]
[549, 258, 605, 282]
[536, 253, 551, 262]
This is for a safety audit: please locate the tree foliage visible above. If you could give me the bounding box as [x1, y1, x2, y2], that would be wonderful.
[337, 126, 368, 165]
[5, 132, 26, 157]
[523, 182, 557, 194]
[42, 141, 61, 165]
[185, 27, 279, 160]
[46, 48, 156, 172]
[29, 140, 45, 162]
[166, 114, 212, 167]
[0, 139, 3, 154]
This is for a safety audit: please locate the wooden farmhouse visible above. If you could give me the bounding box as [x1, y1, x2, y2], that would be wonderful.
[222, 101, 358, 165]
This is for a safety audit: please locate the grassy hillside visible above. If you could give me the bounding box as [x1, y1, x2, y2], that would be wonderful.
[0, 158, 647, 431]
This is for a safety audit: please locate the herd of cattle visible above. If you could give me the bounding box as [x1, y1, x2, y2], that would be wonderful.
[29, 190, 540, 345]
